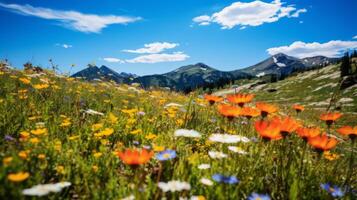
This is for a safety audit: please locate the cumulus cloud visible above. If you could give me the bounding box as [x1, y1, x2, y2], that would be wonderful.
[123, 42, 179, 54]
[267, 40, 357, 58]
[126, 52, 189, 63]
[56, 43, 72, 48]
[0, 3, 141, 33]
[353, 35, 357, 39]
[103, 57, 125, 63]
[193, 0, 306, 29]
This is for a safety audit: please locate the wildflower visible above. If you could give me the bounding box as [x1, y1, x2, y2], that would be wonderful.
[121, 195, 135, 200]
[130, 129, 142, 135]
[320, 112, 342, 126]
[209, 134, 250, 143]
[3, 157, 13, 166]
[92, 165, 99, 172]
[30, 137, 40, 144]
[33, 83, 49, 90]
[292, 104, 305, 113]
[228, 146, 248, 154]
[137, 111, 146, 116]
[164, 103, 183, 109]
[296, 127, 321, 141]
[95, 128, 114, 137]
[56, 165, 65, 174]
[274, 116, 300, 137]
[18, 151, 28, 159]
[37, 154, 46, 160]
[337, 126, 357, 140]
[217, 104, 241, 120]
[158, 180, 191, 192]
[198, 164, 211, 170]
[212, 174, 239, 184]
[85, 109, 104, 116]
[22, 182, 71, 196]
[226, 93, 254, 107]
[255, 102, 278, 117]
[93, 152, 103, 158]
[320, 183, 344, 198]
[254, 120, 282, 141]
[92, 123, 103, 131]
[117, 149, 154, 166]
[240, 107, 260, 119]
[156, 149, 177, 161]
[19, 77, 31, 84]
[153, 145, 165, 152]
[145, 133, 157, 140]
[60, 118, 71, 127]
[4, 134, 15, 141]
[108, 113, 118, 124]
[200, 178, 213, 186]
[174, 129, 201, 138]
[20, 131, 30, 140]
[247, 193, 271, 200]
[208, 151, 227, 159]
[308, 134, 338, 153]
[190, 195, 206, 200]
[30, 128, 47, 136]
[323, 151, 340, 161]
[7, 172, 30, 182]
[204, 94, 223, 105]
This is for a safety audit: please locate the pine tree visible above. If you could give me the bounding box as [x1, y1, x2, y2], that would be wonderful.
[340, 52, 351, 77]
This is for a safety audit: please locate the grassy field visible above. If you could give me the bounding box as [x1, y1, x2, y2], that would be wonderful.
[0, 67, 356, 199]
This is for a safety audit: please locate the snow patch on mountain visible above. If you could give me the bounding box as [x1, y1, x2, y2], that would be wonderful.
[272, 56, 287, 67]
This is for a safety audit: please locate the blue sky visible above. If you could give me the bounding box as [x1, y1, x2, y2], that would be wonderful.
[0, 0, 357, 75]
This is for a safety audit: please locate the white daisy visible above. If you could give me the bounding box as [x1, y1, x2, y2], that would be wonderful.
[228, 146, 248, 155]
[209, 134, 250, 143]
[174, 129, 201, 138]
[208, 151, 227, 159]
[158, 180, 191, 192]
[84, 109, 104, 116]
[22, 182, 71, 197]
[200, 178, 213, 186]
[197, 164, 211, 170]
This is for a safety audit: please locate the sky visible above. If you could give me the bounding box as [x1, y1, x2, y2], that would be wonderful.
[0, 0, 357, 76]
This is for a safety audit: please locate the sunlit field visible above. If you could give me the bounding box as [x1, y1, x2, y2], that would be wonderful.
[0, 68, 356, 200]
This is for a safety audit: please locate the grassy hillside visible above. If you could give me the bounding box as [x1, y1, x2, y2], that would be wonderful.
[216, 64, 357, 124]
[0, 67, 356, 199]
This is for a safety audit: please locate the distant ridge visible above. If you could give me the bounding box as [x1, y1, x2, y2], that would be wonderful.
[71, 54, 339, 91]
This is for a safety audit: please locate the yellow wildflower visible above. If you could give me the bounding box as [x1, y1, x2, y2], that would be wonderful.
[145, 133, 157, 140]
[38, 154, 46, 160]
[30, 128, 47, 136]
[7, 172, 30, 182]
[3, 157, 13, 166]
[153, 145, 165, 152]
[108, 113, 118, 124]
[18, 151, 28, 160]
[92, 123, 103, 131]
[130, 129, 142, 135]
[33, 83, 49, 90]
[56, 165, 65, 174]
[324, 151, 340, 161]
[19, 77, 31, 84]
[68, 135, 80, 140]
[92, 165, 99, 172]
[93, 152, 103, 158]
[29, 137, 40, 144]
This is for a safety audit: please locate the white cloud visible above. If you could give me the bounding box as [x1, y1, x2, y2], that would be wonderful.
[353, 35, 357, 39]
[123, 42, 179, 54]
[193, 0, 306, 29]
[55, 43, 72, 48]
[0, 3, 141, 33]
[267, 40, 357, 58]
[126, 52, 189, 63]
[103, 57, 124, 63]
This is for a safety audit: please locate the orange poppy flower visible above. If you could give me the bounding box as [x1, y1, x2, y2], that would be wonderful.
[273, 116, 301, 137]
[204, 94, 223, 105]
[337, 126, 357, 140]
[117, 149, 154, 166]
[320, 112, 342, 126]
[254, 120, 282, 141]
[217, 104, 241, 120]
[240, 107, 260, 119]
[292, 104, 304, 113]
[308, 134, 338, 153]
[256, 102, 278, 117]
[226, 93, 254, 107]
[296, 127, 321, 141]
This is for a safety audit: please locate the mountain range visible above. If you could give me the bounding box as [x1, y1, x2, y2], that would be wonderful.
[71, 53, 339, 91]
